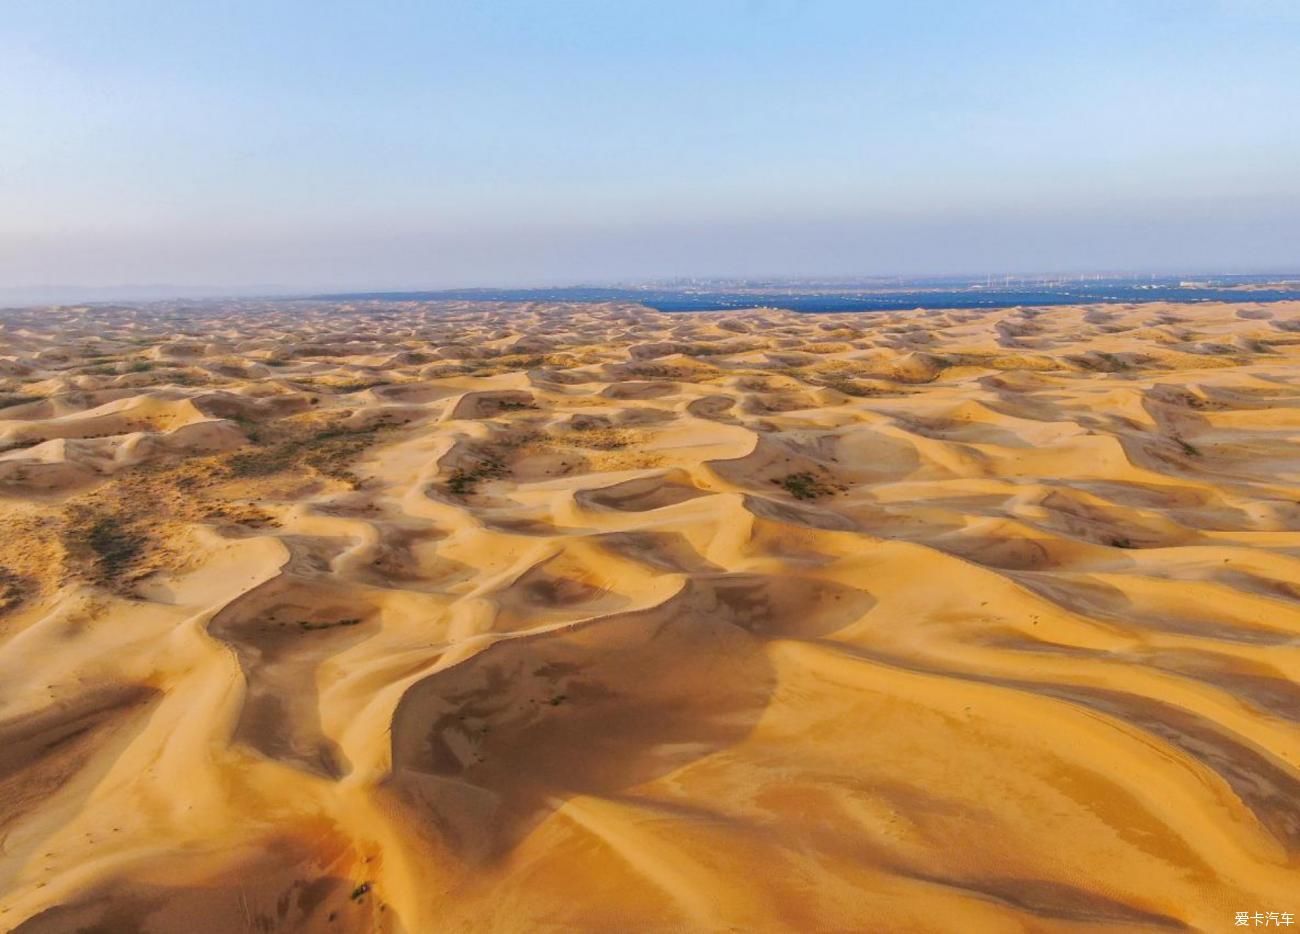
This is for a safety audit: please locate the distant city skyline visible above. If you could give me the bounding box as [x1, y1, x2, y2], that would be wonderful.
[4, 0, 1299, 298]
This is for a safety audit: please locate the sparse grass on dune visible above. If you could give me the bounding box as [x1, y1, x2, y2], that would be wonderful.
[771, 470, 844, 500]
[444, 455, 509, 496]
[817, 377, 903, 397]
[1, 410, 411, 597]
[0, 566, 30, 615]
[224, 411, 409, 487]
[614, 360, 725, 382]
[465, 353, 544, 374]
[438, 422, 663, 496]
[60, 505, 153, 589]
[565, 427, 635, 450]
[290, 375, 392, 393]
[802, 341, 854, 354]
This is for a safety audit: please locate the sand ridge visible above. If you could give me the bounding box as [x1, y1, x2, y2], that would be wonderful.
[1, 298, 1299, 931]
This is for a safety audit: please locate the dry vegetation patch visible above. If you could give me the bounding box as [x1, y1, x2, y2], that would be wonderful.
[0, 513, 65, 614]
[224, 412, 408, 488]
[52, 472, 207, 594]
[0, 567, 29, 615]
[771, 471, 845, 500]
[13, 411, 411, 595]
[620, 360, 723, 382]
[443, 452, 510, 496]
[559, 424, 642, 450]
[438, 423, 666, 495]
[292, 375, 391, 393]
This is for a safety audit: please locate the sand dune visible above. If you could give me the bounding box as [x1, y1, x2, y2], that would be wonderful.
[1, 298, 1298, 932]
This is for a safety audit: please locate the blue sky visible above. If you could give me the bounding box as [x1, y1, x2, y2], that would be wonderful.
[2, 0, 1298, 294]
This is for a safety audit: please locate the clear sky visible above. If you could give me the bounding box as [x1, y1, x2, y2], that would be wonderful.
[3, 0, 1299, 296]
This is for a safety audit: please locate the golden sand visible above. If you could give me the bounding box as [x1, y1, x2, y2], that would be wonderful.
[1, 299, 1298, 932]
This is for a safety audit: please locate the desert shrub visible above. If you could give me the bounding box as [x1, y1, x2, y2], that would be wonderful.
[772, 471, 841, 500]
[445, 454, 508, 496]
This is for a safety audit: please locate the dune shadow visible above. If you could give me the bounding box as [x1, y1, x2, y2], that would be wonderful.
[383, 573, 874, 864]
[574, 470, 709, 513]
[1011, 571, 1296, 645]
[207, 566, 381, 779]
[0, 685, 160, 835]
[13, 826, 392, 934]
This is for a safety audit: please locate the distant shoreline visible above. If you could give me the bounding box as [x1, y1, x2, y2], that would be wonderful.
[310, 279, 1300, 313]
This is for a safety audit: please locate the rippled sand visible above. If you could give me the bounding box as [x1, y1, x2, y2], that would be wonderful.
[1, 298, 1298, 932]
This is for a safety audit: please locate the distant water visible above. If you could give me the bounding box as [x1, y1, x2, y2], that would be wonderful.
[313, 277, 1300, 313]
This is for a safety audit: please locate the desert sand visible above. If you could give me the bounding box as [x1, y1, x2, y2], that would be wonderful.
[0, 298, 1298, 932]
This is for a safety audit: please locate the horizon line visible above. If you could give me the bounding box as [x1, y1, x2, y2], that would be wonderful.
[5, 268, 1300, 307]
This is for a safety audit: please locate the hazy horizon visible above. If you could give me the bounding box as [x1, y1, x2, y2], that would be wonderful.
[4, 0, 1299, 295]
[7, 262, 1300, 308]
